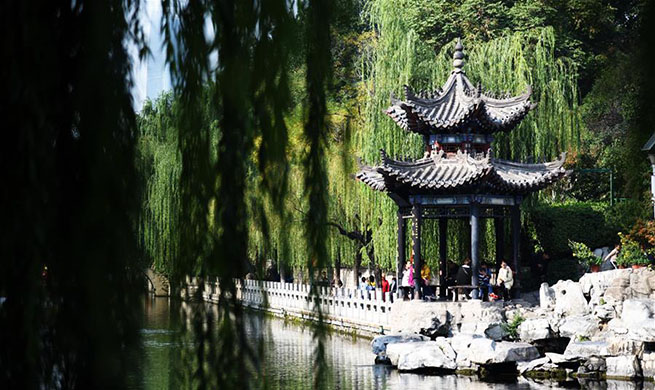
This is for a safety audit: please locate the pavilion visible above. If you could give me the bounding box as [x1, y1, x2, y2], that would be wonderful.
[356, 39, 567, 299]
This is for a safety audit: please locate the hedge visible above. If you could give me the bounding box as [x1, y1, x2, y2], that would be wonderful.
[527, 201, 618, 257]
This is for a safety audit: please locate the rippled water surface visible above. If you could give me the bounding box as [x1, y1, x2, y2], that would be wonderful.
[141, 296, 653, 390]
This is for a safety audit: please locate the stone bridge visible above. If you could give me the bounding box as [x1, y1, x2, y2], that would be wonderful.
[145, 268, 170, 297]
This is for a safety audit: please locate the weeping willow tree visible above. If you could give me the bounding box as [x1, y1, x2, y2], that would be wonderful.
[344, 0, 581, 271]
[1, 0, 147, 388]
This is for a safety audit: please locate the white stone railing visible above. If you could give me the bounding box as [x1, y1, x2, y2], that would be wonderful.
[187, 278, 395, 334]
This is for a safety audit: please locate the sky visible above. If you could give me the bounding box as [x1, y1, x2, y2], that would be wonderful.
[131, 0, 171, 112]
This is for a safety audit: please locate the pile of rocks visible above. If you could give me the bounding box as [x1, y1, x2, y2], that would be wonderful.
[371, 268, 655, 381]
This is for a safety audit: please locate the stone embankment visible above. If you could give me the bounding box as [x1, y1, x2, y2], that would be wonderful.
[372, 268, 655, 381]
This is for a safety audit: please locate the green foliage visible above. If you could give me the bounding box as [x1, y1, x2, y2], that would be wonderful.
[569, 240, 602, 266]
[617, 233, 650, 267]
[546, 257, 582, 284]
[358, 0, 582, 269]
[502, 313, 525, 340]
[528, 201, 617, 257]
[604, 199, 651, 233]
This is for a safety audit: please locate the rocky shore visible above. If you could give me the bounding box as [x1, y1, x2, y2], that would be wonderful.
[371, 268, 655, 381]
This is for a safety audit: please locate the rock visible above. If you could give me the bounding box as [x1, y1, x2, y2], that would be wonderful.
[629, 268, 655, 298]
[459, 321, 506, 341]
[371, 334, 429, 356]
[606, 338, 644, 356]
[564, 340, 609, 359]
[389, 300, 451, 337]
[552, 280, 589, 316]
[593, 304, 616, 322]
[558, 315, 599, 339]
[545, 352, 575, 365]
[519, 318, 555, 342]
[606, 355, 641, 378]
[467, 339, 540, 365]
[642, 350, 655, 380]
[621, 299, 653, 322]
[539, 283, 555, 310]
[577, 356, 606, 378]
[517, 356, 557, 374]
[387, 341, 457, 371]
[579, 269, 632, 296]
[386, 341, 422, 366]
[449, 334, 481, 369]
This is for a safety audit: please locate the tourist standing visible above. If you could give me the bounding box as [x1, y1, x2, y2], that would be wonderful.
[401, 261, 411, 299]
[496, 260, 513, 301]
[359, 276, 368, 290]
[381, 273, 390, 301]
[366, 275, 376, 291]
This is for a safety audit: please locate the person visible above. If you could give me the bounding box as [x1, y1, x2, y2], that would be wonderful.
[496, 260, 514, 301]
[478, 264, 492, 300]
[602, 244, 620, 271]
[331, 276, 343, 289]
[401, 261, 412, 299]
[381, 273, 390, 301]
[366, 275, 376, 291]
[389, 276, 397, 294]
[455, 258, 472, 299]
[420, 263, 432, 299]
[359, 276, 368, 290]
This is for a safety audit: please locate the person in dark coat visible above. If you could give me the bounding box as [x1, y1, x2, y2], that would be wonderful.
[455, 258, 472, 298]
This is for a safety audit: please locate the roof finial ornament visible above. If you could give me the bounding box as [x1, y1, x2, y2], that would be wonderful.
[453, 38, 465, 72]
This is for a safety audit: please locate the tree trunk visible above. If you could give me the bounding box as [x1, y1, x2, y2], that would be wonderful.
[353, 247, 362, 287]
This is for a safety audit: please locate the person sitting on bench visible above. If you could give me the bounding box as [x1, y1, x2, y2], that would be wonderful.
[478, 264, 493, 301]
[455, 258, 472, 299]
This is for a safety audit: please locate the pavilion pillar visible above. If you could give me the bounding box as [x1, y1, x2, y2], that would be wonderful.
[411, 204, 422, 300]
[438, 218, 447, 298]
[470, 204, 480, 299]
[511, 205, 521, 291]
[494, 216, 504, 270]
[396, 210, 406, 289]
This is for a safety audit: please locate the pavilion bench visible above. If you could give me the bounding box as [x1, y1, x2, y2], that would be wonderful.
[447, 285, 476, 302]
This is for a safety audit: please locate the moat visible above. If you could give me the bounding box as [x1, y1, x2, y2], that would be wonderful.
[139, 296, 654, 390]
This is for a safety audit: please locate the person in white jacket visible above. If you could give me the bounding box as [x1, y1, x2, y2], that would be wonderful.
[496, 261, 514, 301]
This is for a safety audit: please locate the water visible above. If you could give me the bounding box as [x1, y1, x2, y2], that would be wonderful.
[141, 296, 652, 389]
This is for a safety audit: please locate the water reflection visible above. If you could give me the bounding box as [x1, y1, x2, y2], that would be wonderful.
[141, 296, 654, 390]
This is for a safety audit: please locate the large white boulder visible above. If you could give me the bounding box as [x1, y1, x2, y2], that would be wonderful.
[606, 355, 642, 378]
[517, 356, 557, 374]
[448, 334, 482, 369]
[467, 339, 539, 365]
[371, 334, 429, 355]
[628, 268, 655, 298]
[389, 300, 451, 336]
[579, 269, 632, 296]
[564, 340, 610, 359]
[387, 340, 457, 371]
[539, 283, 555, 310]
[621, 299, 653, 322]
[558, 315, 599, 339]
[519, 318, 555, 342]
[642, 350, 655, 380]
[459, 321, 506, 341]
[552, 280, 589, 316]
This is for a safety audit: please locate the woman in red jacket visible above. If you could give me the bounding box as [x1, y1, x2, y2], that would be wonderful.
[381, 273, 390, 301]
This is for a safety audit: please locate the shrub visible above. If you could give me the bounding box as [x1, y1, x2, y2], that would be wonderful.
[528, 201, 617, 257]
[617, 233, 649, 267]
[546, 257, 582, 285]
[502, 313, 525, 341]
[569, 240, 602, 267]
